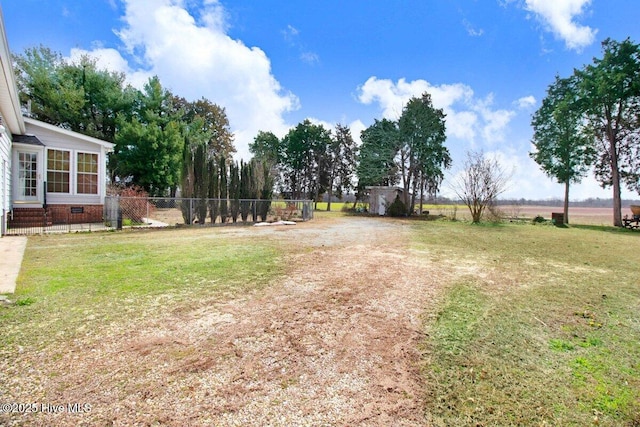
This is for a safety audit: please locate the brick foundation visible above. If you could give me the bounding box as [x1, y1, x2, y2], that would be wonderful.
[46, 204, 104, 224]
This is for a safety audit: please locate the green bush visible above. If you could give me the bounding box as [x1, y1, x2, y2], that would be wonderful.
[387, 195, 407, 217]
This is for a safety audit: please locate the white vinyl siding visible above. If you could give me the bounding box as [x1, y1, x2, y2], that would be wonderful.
[24, 120, 112, 205]
[0, 126, 11, 234]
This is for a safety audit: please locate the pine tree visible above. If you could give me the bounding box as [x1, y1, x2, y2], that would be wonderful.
[208, 158, 219, 223]
[229, 161, 240, 222]
[180, 140, 194, 224]
[258, 160, 274, 221]
[193, 143, 209, 223]
[219, 156, 228, 223]
[240, 160, 251, 222]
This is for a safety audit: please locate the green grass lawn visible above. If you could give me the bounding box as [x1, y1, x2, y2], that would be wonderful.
[1, 219, 638, 425]
[0, 228, 283, 352]
[413, 221, 640, 426]
[313, 201, 352, 211]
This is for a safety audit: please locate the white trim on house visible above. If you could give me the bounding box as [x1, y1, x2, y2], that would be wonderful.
[0, 6, 25, 136]
[20, 119, 114, 206]
[11, 142, 45, 207]
[23, 117, 114, 150]
[0, 125, 10, 234]
[44, 148, 103, 204]
[0, 4, 26, 234]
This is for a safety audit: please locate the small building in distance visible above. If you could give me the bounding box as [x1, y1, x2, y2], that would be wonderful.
[366, 186, 404, 216]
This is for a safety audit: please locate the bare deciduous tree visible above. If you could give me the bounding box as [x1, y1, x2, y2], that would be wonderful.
[452, 151, 511, 223]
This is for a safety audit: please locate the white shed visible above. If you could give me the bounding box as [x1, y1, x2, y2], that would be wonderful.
[366, 186, 404, 216]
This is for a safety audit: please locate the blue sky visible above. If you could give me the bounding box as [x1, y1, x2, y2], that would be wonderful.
[2, 0, 639, 200]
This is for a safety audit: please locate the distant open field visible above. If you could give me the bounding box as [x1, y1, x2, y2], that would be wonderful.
[497, 205, 617, 225]
[316, 201, 622, 225]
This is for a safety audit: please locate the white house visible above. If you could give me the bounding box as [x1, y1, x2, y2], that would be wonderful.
[0, 5, 25, 235]
[0, 5, 114, 233]
[11, 118, 114, 227]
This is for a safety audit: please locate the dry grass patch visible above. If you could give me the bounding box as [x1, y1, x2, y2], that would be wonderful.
[1, 217, 638, 426]
[416, 221, 640, 426]
[0, 216, 438, 426]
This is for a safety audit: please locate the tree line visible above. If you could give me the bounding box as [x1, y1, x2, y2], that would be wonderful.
[250, 93, 451, 214]
[180, 150, 273, 224]
[531, 38, 640, 226]
[17, 39, 640, 226]
[14, 46, 452, 217]
[249, 121, 358, 211]
[14, 46, 234, 197]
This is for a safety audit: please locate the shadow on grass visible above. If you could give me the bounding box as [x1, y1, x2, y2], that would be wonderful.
[342, 211, 450, 222]
[570, 223, 638, 234]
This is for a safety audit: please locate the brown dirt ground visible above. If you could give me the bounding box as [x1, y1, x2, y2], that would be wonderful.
[497, 205, 617, 225]
[2, 216, 463, 426]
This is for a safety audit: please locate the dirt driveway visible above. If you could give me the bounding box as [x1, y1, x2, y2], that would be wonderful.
[4, 216, 453, 426]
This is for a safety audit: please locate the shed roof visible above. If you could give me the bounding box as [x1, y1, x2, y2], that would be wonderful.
[365, 186, 404, 192]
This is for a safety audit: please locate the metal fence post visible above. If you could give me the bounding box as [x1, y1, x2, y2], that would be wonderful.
[117, 196, 123, 230]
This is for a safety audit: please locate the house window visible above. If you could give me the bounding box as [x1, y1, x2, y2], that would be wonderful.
[47, 149, 70, 193]
[76, 152, 98, 194]
[19, 152, 38, 197]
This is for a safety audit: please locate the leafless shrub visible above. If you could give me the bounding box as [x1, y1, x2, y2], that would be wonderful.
[451, 151, 511, 223]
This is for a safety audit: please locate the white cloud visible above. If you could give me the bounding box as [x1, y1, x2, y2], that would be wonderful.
[505, 160, 612, 202]
[463, 19, 484, 37]
[300, 51, 319, 65]
[68, 47, 152, 88]
[442, 146, 601, 202]
[474, 95, 516, 145]
[447, 110, 478, 142]
[306, 117, 335, 132]
[357, 77, 515, 146]
[199, 0, 228, 32]
[524, 0, 597, 51]
[282, 24, 319, 65]
[298, 118, 366, 148]
[355, 76, 623, 201]
[349, 119, 366, 146]
[74, 0, 298, 160]
[357, 77, 610, 200]
[283, 24, 299, 41]
[516, 95, 536, 109]
[443, 149, 540, 201]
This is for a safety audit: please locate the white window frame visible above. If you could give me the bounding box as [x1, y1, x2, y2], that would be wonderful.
[75, 151, 99, 195]
[46, 148, 71, 194]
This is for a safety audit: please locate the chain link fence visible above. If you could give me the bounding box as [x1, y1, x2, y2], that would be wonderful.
[5, 197, 313, 235]
[5, 213, 110, 235]
[104, 197, 314, 230]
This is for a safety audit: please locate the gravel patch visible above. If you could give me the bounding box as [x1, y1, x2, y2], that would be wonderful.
[1, 216, 454, 426]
